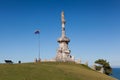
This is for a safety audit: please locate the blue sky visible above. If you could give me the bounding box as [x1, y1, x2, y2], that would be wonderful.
[0, 0, 120, 67]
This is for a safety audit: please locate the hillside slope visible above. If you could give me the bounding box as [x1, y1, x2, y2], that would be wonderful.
[0, 62, 116, 80]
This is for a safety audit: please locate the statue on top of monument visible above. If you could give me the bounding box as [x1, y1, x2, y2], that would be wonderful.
[61, 11, 66, 28]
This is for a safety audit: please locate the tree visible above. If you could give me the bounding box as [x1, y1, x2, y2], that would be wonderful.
[95, 59, 112, 75]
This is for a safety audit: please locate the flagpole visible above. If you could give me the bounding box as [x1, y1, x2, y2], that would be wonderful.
[38, 32, 41, 62]
[35, 30, 41, 62]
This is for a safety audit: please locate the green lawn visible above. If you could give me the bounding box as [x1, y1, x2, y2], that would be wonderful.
[0, 62, 116, 80]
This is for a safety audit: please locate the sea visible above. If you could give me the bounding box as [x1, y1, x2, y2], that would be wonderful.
[111, 68, 120, 80]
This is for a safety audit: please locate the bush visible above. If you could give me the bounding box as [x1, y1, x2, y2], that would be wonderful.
[95, 59, 112, 75]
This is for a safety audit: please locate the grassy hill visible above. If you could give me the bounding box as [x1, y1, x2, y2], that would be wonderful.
[0, 62, 116, 80]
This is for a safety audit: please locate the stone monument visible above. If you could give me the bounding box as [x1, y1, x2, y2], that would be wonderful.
[55, 11, 74, 62]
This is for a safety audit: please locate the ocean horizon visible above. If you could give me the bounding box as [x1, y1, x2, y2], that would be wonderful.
[111, 68, 120, 80]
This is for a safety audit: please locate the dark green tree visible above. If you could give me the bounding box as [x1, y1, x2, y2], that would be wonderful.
[95, 59, 112, 75]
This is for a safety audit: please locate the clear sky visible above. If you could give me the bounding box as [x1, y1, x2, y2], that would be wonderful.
[0, 0, 120, 67]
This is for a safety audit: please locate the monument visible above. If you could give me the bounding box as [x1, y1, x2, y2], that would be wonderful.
[55, 11, 74, 62]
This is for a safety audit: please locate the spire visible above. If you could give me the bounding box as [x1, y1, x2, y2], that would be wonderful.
[61, 11, 66, 28]
[57, 11, 70, 43]
[61, 11, 66, 38]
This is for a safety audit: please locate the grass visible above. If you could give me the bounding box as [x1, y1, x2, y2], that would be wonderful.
[0, 62, 116, 80]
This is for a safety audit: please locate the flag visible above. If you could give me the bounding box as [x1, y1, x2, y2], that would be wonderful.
[34, 30, 40, 34]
